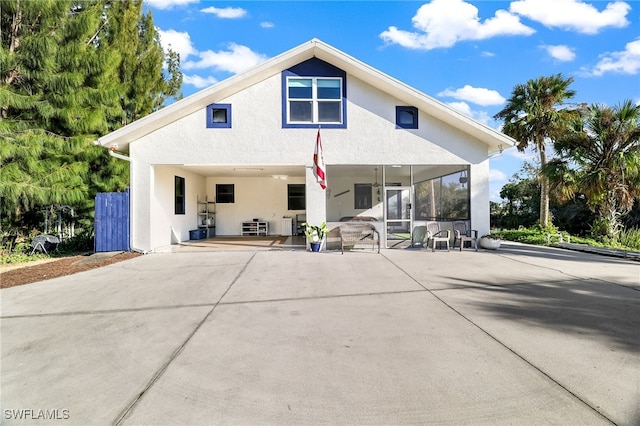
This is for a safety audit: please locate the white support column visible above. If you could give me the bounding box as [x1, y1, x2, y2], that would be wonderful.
[470, 161, 490, 237]
[305, 166, 328, 249]
[131, 160, 153, 253]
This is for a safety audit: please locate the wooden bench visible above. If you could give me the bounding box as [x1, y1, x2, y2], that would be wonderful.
[338, 222, 380, 254]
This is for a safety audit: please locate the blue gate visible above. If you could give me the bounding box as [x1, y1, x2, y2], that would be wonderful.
[94, 190, 130, 252]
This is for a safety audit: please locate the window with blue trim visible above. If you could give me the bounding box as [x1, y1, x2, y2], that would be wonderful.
[206, 104, 232, 128]
[287, 77, 343, 124]
[396, 106, 418, 129]
[282, 58, 347, 129]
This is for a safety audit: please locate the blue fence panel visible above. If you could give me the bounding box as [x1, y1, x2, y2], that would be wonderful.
[94, 190, 130, 252]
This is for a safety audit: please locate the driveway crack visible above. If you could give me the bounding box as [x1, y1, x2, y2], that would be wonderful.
[112, 253, 256, 426]
[381, 252, 617, 425]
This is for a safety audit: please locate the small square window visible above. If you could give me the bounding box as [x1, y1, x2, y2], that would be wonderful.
[206, 103, 232, 128]
[216, 184, 234, 203]
[396, 106, 418, 129]
[212, 108, 227, 123]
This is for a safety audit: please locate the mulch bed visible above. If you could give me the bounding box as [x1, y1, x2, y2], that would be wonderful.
[1, 252, 141, 290]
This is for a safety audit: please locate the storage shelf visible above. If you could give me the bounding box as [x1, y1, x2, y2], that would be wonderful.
[197, 196, 216, 237]
[241, 221, 268, 236]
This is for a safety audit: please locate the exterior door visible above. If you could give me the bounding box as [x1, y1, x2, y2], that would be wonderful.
[384, 187, 412, 248]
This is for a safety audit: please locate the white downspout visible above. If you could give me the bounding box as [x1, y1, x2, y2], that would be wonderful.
[108, 149, 132, 163]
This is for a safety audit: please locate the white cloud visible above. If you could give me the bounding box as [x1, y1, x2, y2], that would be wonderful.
[260, 21, 275, 29]
[589, 38, 640, 76]
[200, 6, 246, 19]
[447, 101, 473, 116]
[445, 101, 494, 126]
[489, 169, 507, 182]
[183, 74, 218, 89]
[183, 43, 267, 73]
[481, 51, 495, 57]
[157, 29, 197, 61]
[380, 0, 534, 50]
[489, 168, 509, 202]
[509, 0, 630, 34]
[541, 44, 576, 62]
[438, 85, 505, 106]
[145, 0, 197, 10]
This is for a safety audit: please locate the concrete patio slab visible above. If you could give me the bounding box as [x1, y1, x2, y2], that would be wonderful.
[1, 307, 211, 425]
[435, 280, 640, 426]
[121, 292, 607, 425]
[221, 250, 423, 304]
[0, 252, 253, 317]
[1, 242, 637, 425]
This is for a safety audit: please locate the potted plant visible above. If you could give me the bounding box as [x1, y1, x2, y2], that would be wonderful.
[302, 222, 328, 252]
[478, 234, 501, 250]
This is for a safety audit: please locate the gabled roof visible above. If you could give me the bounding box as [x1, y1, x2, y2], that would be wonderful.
[96, 38, 515, 153]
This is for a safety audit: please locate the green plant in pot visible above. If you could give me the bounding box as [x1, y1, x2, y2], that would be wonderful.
[479, 234, 501, 250]
[302, 222, 328, 252]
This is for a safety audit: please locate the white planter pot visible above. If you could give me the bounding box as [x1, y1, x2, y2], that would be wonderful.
[479, 237, 501, 250]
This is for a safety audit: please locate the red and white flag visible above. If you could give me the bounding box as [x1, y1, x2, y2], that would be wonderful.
[313, 129, 327, 190]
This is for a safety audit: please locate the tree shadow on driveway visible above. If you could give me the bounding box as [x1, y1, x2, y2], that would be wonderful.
[444, 275, 640, 353]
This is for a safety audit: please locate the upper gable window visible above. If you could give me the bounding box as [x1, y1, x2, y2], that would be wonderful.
[282, 58, 347, 129]
[287, 77, 343, 124]
[396, 106, 418, 129]
[206, 103, 232, 128]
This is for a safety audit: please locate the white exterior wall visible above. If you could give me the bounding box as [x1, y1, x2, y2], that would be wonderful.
[129, 73, 492, 251]
[206, 176, 305, 236]
[152, 166, 205, 249]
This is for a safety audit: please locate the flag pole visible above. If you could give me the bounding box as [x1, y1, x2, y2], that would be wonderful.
[313, 125, 327, 190]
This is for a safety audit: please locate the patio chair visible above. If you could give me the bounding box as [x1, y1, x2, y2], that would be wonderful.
[426, 222, 450, 252]
[31, 235, 60, 255]
[409, 225, 428, 248]
[453, 221, 478, 251]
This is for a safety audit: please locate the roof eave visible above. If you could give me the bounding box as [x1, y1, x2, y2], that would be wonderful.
[310, 40, 515, 152]
[97, 40, 321, 152]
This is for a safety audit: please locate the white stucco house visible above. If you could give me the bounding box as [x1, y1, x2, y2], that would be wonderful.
[96, 39, 514, 253]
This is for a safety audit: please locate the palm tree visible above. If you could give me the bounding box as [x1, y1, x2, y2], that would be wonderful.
[545, 100, 640, 240]
[494, 74, 578, 228]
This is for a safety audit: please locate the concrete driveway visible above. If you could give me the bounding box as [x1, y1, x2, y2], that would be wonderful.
[1, 243, 638, 425]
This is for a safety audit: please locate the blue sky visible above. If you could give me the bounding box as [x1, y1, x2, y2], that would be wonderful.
[147, 0, 640, 201]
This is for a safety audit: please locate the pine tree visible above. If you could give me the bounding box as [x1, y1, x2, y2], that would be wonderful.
[1, 0, 88, 227]
[106, 0, 182, 127]
[1, 0, 182, 232]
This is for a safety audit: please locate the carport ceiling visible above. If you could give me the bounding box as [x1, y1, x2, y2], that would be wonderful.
[179, 165, 306, 178]
[178, 164, 463, 180]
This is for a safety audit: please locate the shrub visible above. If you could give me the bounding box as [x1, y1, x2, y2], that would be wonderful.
[57, 230, 94, 254]
[619, 227, 640, 251]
